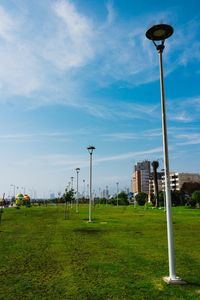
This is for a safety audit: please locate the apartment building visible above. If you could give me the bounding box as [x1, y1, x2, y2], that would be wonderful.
[161, 172, 200, 191]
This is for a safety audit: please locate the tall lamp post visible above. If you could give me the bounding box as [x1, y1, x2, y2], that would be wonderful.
[146, 24, 185, 284]
[87, 145, 95, 223]
[75, 168, 80, 213]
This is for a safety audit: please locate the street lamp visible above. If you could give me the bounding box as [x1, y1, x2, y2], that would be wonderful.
[71, 177, 74, 190]
[116, 182, 119, 206]
[146, 24, 185, 284]
[75, 168, 80, 213]
[10, 184, 15, 198]
[87, 145, 95, 223]
[83, 179, 86, 198]
[21, 187, 25, 194]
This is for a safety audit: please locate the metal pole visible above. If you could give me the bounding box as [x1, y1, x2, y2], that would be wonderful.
[89, 153, 92, 222]
[83, 179, 86, 198]
[76, 170, 79, 213]
[158, 46, 176, 280]
[116, 182, 119, 206]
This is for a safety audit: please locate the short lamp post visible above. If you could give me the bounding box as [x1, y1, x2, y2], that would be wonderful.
[75, 168, 80, 213]
[116, 182, 119, 206]
[71, 177, 74, 190]
[145, 24, 186, 285]
[10, 184, 16, 200]
[87, 145, 95, 223]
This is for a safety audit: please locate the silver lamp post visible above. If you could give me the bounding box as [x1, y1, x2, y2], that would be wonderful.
[87, 145, 95, 223]
[83, 179, 86, 198]
[75, 168, 80, 213]
[116, 182, 119, 206]
[146, 24, 186, 285]
[71, 177, 74, 190]
[10, 184, 16, 201]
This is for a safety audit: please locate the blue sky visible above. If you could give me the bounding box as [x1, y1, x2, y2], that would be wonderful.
[0, 0, 199, 198]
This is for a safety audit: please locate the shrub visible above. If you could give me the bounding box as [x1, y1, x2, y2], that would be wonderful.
[192, 190, 200, 206]
[135, 192, 148, 206]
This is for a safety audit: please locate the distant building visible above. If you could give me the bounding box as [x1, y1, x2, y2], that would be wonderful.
[132, 159, 200, 197]
[161, 172, 200, 191]
[132, 160, 151, 194]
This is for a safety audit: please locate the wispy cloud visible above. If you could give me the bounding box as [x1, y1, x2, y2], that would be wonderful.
[0, 130, 89, 142]
[0, 6, 16, 41]
[167, 96, 200, 123]
[95, 147, 163, 163]
[0, 1, 199, 110]
[79, 100, 160, 120]
[13, 146, 163, 169]
[176, 133, 200, 145]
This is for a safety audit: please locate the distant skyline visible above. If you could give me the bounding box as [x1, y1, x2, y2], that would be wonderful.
[0, 0, 200, 198]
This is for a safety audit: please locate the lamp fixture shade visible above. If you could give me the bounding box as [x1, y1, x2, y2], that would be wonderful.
[87, 145, 96, 154]
[146, 24, 174, 41]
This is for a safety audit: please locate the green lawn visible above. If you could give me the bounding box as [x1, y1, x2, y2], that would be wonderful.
[0, 204, 200, 300]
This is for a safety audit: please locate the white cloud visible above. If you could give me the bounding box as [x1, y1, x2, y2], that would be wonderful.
[95, 147, 163, 163]
[106, 1, 116, 25]
[175, 133, 200, 145]
[0, 6, 14, 41]
[42, 0, 95, 70]
[167, 96, 200, 123]
[0, 1, 199, 109]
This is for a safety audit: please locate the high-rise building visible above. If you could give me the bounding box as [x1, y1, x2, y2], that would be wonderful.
[132, 160, 151, 194]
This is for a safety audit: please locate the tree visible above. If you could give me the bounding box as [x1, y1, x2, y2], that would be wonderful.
[135, 192, 148, 206]
[171, 190, 182, 206]
[63, 189, 75, 204]
[158, 191, 165, 207]
[191, 190, 200, 207]
[111, 191, 129, 205]
[181, 182, 200, 196]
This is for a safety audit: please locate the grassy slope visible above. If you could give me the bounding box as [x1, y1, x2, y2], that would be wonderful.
[0, 205, 200, 300]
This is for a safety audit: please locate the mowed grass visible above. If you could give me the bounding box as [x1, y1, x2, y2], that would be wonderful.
[0, 205, 200, 300]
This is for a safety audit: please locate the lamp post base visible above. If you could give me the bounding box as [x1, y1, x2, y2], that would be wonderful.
[163, 276, 187, 285]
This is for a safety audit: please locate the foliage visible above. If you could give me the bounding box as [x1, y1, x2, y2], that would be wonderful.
[158, 191, 164, 206]
[187, 197, 197, 208]
[191, 190, 200, 205]
[98, 198, 108, 205]
[111, 191, 129, 206]
[135, 192, 148, 206]
[62, 189, 75, 203]
[181, 182, 200, 195]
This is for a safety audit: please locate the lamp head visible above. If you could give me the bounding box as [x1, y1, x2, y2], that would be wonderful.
[146, 24, 173, 41]
[87, 145, 96, 154]
[75, 167, 80, 172]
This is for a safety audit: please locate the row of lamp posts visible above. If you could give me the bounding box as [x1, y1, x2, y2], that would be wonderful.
[65, 23, 185, 284]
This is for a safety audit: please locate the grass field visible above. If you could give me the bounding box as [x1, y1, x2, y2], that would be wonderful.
[0, 204, 200, 300]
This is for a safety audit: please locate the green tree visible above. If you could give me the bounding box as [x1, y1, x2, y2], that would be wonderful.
[63, 189, 75, 203]
[135, 192, 148, 206]
[158, 191, 164, 206]
[181, 182, 200, 196]
[191, 190, 200, 207]
[110, 191, 129, 205]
